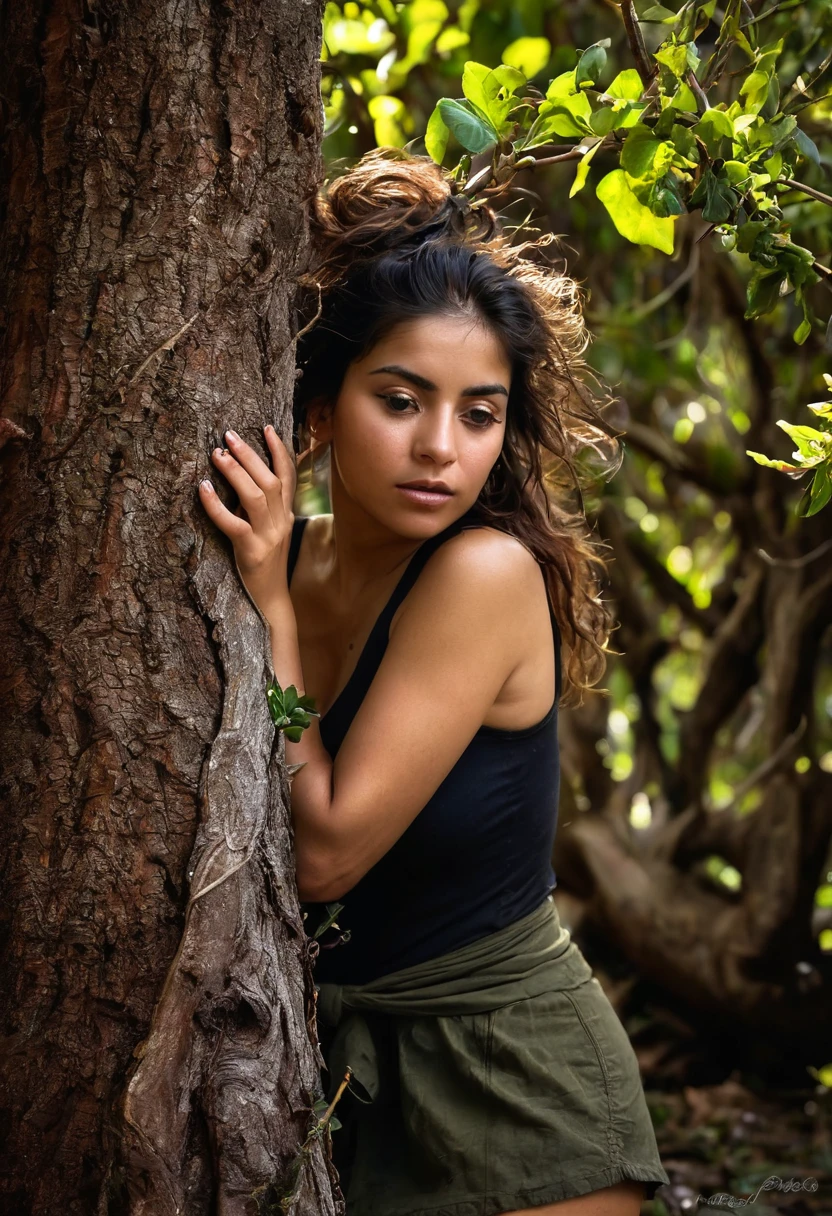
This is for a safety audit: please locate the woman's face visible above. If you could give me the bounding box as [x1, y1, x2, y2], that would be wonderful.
[315, 313, 511, 538]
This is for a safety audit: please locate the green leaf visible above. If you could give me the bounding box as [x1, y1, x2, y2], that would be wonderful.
[641, 4, 679, 21]
[596, 169, 676, 254]
[589, 106, 616, 137]
[491, 64, 526, 93]
[545, 70, 579, 101]
[655, 41, 699, 79]
[689, 168, 737, 223]
[801, 464, 832, 516]
[793, 126, 821, 166]
[744, 268, 785, 319]
[746, 450, 805, 475]
[621, 124, 668, 177]
[703, 174, 737, 224]
[671, 123, 698, 163]
[669, 80, 698, 111]
[575, 41, 608, 89]
[777, 421, 832, 463]
[762, 150, 782, 180]
[312, 902, 346, 939]
[606, 69, 644, 101]
[368, 94, 409, 147]
[648, 175, 685, 217]
[739, 68, 770, 113]
[460, 61, 525, 136]
[695, 108, 734, 155]
[793, 316, 812, 344]
[267, 677, 319, 738]
[569, 139, 602, 197]
[403, 1, 448, 67]
[437, 98, 496, 153]
[536, 85, 592, 138]
[425, 105, 450, 163]
[461, 62, 509, 130]
[502, 36, 551, 79]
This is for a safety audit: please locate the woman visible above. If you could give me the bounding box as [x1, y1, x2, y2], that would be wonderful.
[199, 148, 669, 1216]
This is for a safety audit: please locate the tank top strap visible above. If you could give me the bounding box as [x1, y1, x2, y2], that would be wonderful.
[372, 516, 472, 638]
[287, 515, 310, 587]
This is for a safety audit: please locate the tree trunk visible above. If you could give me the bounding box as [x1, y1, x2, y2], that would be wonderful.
[0, 2, 339, 1212]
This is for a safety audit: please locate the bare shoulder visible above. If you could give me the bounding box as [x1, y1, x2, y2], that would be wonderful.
[431, 523, 541, 580]
[393, 524, 545, 633]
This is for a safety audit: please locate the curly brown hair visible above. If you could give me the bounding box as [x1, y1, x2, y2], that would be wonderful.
[293, 146, 621, 707]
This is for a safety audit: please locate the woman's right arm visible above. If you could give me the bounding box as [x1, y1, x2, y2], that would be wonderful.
[199, 430, 544, 903]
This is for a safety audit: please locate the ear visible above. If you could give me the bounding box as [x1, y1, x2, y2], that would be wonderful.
[306, 395, 335, 446]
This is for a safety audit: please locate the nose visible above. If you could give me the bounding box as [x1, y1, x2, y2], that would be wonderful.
[413, 404, 457, 466]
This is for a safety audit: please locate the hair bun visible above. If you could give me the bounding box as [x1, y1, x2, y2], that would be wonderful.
[303, 147, 497, 288]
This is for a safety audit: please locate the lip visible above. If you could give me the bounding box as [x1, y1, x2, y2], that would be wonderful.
[396, 482, 455, 507]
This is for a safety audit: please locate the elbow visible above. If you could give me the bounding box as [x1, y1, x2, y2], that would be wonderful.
[294, 850, 354, 904]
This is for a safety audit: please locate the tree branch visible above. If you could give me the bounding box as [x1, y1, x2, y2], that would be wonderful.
[779, 177, 832, 208]
[620, 0, 658, 87]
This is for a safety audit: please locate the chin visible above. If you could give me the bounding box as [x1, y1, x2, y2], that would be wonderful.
[392, 502, 471, 536]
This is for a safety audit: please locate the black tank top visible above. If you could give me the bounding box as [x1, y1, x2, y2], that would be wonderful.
[287, 513, 562, 984]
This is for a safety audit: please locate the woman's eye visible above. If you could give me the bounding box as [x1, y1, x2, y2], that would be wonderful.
[381, 394, 416, 413]
[468, 408, 497, 428]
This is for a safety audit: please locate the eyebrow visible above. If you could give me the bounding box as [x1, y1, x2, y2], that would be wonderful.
[368, 364, 509, 399]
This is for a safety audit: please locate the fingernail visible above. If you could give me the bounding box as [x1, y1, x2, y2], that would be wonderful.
[226, 429, 239, 442]
[200, 479, 214, 493]
[213, 447, 224, 457]
[264, 424, 274, 434]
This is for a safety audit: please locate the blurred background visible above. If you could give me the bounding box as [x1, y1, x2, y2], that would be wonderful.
[300, 3, 832, 1211]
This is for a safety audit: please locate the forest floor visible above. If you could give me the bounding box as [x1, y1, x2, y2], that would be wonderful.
[588, 959, 832, 1216]
[556, 892, 832, 1216]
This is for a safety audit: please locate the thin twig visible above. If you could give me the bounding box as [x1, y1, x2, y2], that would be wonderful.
[630, 244, 700, 320]
[126, 312, 198, 387]
[687, 70, 711, 113]
[779, 177, 832, 208]
[525, 148, 586, 168]
[782, 44, 832, 106]
[318, 1070, 352, 1130]
[756, 536, 832, 569]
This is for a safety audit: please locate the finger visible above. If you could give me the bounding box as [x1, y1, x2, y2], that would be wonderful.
[211, 447, 272, 521]
[198, 479, 251, 541]
[264, 425, 296, 517]
[223, 429, 279, 495]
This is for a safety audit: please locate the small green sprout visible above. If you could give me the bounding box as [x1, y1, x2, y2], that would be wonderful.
[266, 677, 320, 742]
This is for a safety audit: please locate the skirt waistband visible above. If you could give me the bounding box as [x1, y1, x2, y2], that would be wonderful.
[315, 896, 593, 1102]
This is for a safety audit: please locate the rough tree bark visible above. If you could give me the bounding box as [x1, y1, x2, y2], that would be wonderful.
[0, 2, 340, 1213]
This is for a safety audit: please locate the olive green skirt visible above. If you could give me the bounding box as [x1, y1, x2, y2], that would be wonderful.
[316, 900, 669, 1215]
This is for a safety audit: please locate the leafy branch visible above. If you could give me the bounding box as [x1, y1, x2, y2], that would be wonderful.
[419, 3, 830, 511]
[266, 678, 320, 742]
[747, 374, 832, 517]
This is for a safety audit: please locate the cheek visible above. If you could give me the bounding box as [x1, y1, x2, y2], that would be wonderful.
[332, 404, 407, 477]
[462, 431, 504, 481]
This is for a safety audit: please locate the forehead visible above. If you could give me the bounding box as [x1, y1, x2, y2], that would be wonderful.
[353, 314, 511, 383]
